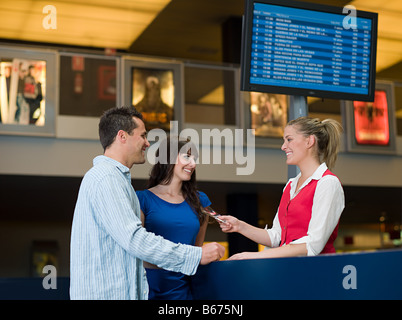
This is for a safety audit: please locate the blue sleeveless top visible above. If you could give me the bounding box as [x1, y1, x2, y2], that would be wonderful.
[136, 189, 211, 300]
[136, 190, 211, 246]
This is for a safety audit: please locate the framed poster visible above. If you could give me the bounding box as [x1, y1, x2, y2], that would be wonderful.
[57, 52, 120, 140]
[342, 80, 397, 154]
[0, 46, 58, 136]
[242, 91, 289, 148]
[182, 62, 241, 148]
[122, 56, 183, 132]
[132, 67, 174, 131]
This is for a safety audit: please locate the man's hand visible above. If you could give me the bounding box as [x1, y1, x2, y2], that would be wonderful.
[200, 242, 225, 265]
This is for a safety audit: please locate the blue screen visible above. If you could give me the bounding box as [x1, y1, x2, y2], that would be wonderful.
[249, 2, 373, 96]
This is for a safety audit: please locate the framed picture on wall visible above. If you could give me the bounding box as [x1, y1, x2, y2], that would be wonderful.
[179, 62, 242, 149]
[242, 91, 289, 148]
[57, 52, 120, 140]
[132, 67, 174, 131]
[342, 80, 397, 154]
[0, 46, 58, 136]
[122, 56, 183, 132]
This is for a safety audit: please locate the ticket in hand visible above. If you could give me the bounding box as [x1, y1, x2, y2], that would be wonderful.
[203, 206, 228, 224]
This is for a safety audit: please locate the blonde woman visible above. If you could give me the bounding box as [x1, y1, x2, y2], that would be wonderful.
[219, 117, 345, 259]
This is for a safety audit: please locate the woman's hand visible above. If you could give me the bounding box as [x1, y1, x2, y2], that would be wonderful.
[219, 215, 273, 248]
[218, 215, 240, 233]
[226, 251, 261, 260]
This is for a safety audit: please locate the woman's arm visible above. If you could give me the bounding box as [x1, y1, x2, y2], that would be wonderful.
[140, 209, 145, 226]
[227, 243, 307, 260]
[195, 218, 208, 246]
[226, 176, 344, 260]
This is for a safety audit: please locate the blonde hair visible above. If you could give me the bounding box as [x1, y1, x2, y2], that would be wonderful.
[287, 117, 343, 170]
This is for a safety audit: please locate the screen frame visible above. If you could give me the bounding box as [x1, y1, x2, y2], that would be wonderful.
[240, 0, 378, 102]
[341, 80, 397, 155]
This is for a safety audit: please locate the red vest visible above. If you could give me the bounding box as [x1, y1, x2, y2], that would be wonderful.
[277, 169, 339, 254]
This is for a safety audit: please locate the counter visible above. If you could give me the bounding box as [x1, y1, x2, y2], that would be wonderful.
[191, 249, 402, 300]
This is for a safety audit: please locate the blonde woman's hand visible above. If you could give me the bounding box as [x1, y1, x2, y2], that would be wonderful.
[218, 215, 241, 233]
[226, 251, 260, 261]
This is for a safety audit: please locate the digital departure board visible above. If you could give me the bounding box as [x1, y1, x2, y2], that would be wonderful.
[240, 0, 378, 102]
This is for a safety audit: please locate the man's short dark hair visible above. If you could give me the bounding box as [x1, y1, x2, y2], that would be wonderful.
[99, 106, 144, 151]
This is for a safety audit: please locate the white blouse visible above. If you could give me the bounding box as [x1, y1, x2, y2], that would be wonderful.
[266, 163, 345, 256]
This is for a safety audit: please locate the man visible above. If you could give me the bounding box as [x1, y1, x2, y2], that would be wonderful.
[70, 106, 224, 299]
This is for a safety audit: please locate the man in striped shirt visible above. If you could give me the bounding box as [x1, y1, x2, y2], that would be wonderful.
[70, 106, 224, 300]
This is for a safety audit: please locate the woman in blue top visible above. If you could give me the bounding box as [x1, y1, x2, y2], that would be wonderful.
[136, 136, 211, 300]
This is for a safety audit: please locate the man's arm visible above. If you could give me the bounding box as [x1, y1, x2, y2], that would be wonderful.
[93, 174, 223, 275]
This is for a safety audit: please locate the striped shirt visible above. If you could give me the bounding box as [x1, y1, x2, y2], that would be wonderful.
[70, 155, 202, 300]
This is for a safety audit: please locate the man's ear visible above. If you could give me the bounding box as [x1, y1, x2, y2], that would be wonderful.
[116, 130, 127, 143]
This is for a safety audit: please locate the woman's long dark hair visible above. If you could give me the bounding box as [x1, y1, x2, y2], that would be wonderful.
[147, 136, 207, 225]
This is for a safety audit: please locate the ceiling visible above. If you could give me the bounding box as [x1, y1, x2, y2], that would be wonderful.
[2, 0, 402, 79]
[0, 0, 172, 49]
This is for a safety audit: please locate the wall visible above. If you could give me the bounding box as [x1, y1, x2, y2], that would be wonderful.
[1, 134, 402, 186]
